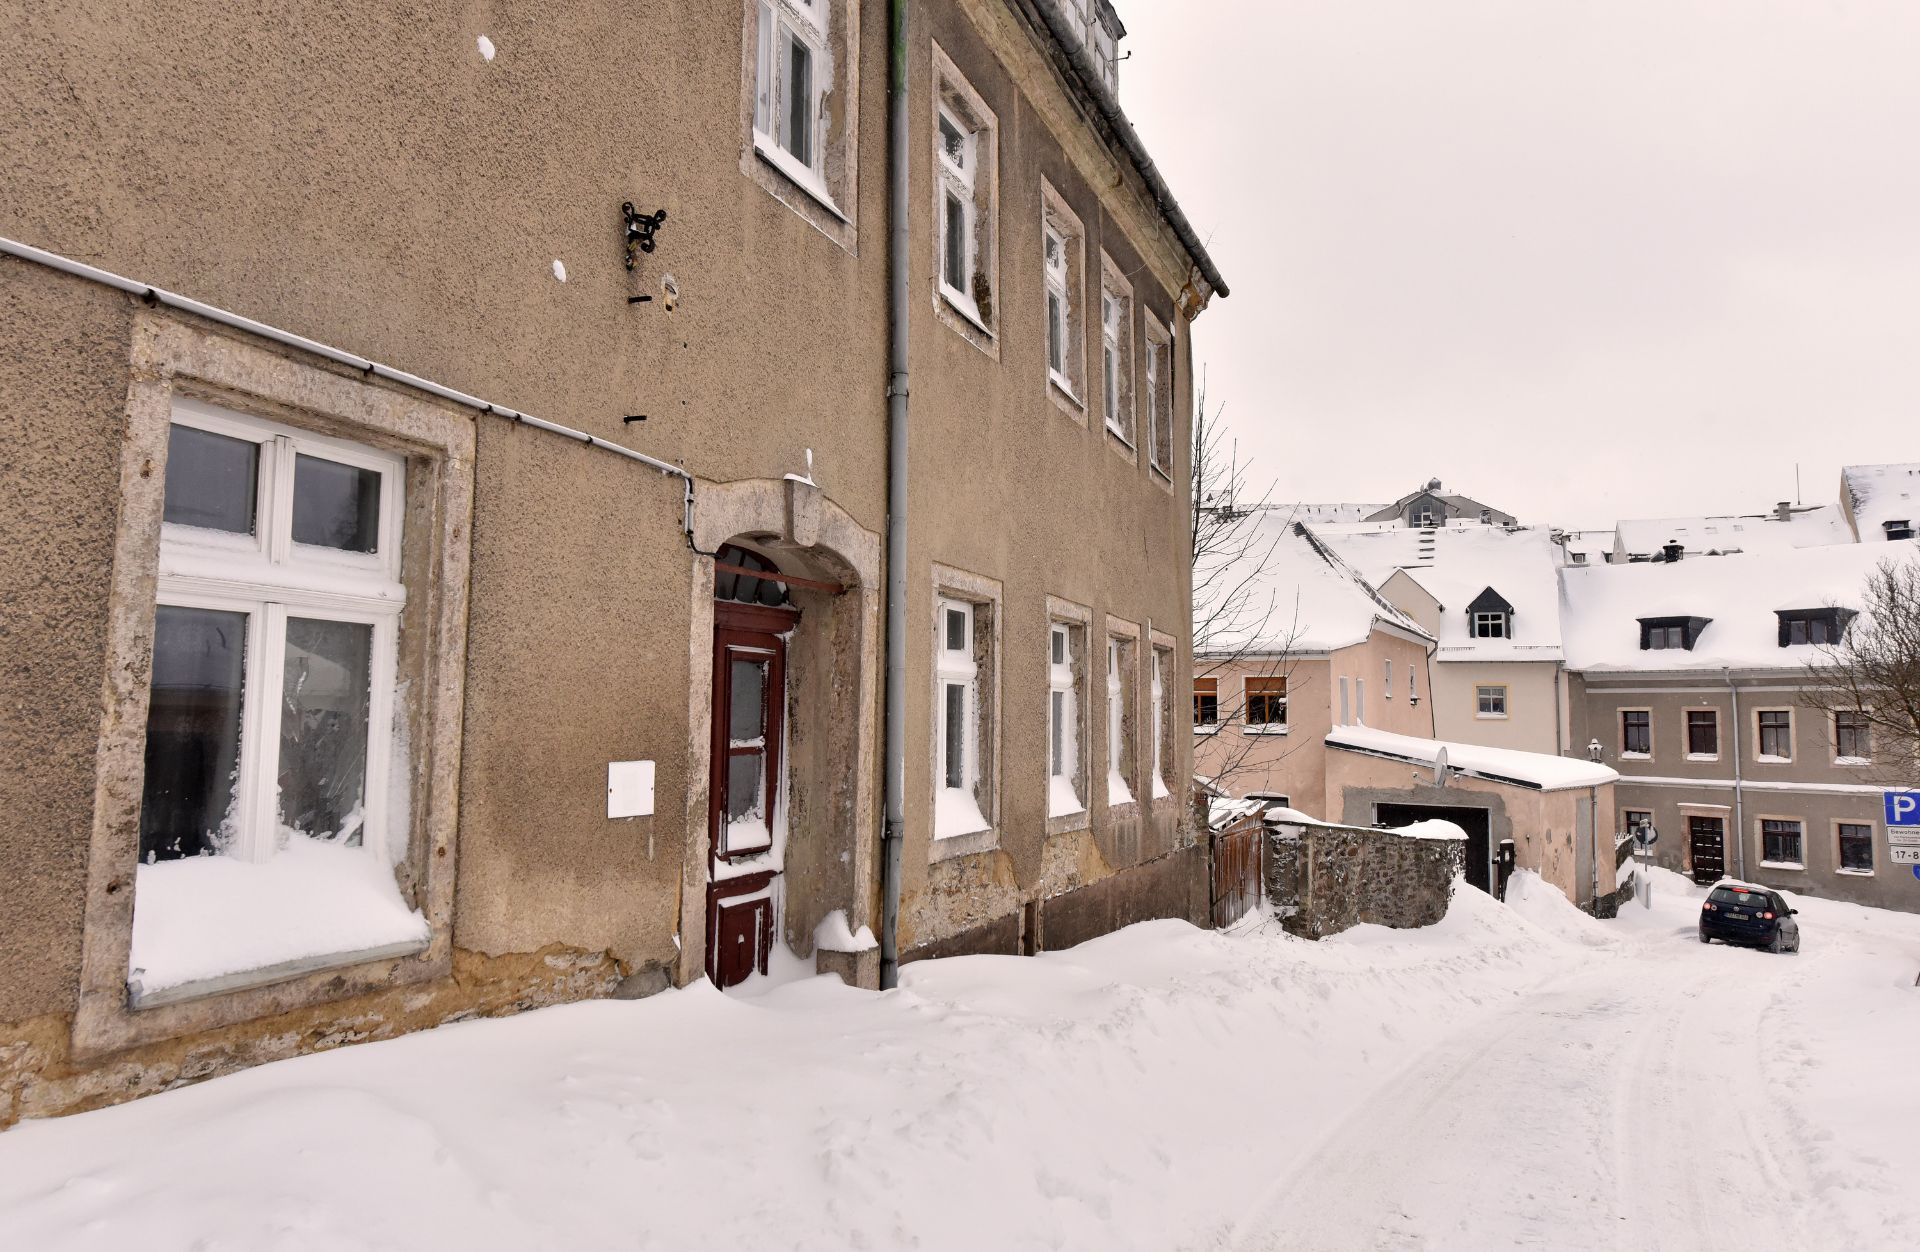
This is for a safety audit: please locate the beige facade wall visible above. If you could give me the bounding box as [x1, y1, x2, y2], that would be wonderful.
[1428, 660, 1567, 755]
[1194, 630, 1433, 820]
[0, 0, 1213, 1121]
[1574, 672, 1910, 912]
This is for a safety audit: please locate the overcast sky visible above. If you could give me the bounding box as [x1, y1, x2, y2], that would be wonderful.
[1120, 0, 1920, 526]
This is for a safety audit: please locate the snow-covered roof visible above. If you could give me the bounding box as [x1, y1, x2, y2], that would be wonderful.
[1316, 524, 1568, 662]
[1281, 502, 1391, 525]
[1842, 462, 1920, 539]
[1326, 725, 1619, 793]
[1195, 513, 1433, 656]
[1613, 505, 1852, 558]
[1560, 540, 1917, 673]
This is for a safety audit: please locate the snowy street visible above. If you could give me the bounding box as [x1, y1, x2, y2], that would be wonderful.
[2, 871, 1918, 1251]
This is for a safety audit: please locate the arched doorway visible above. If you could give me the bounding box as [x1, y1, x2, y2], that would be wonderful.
[706, 544, 800, 987]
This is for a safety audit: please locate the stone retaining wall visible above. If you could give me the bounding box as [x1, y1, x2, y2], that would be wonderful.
[1267, 820, 1463, 939]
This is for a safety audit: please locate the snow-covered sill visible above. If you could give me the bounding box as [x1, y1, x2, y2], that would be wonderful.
[938, 284, 993, 337]
[1686, 754, 1719, 763]
[1193, 725, 1221, 737]
[1836, 867, 1876, 877]
[130, 938, 429, 1010]
[1619, 752, 1651, 761]
[1755, 755, 1793, 765]
[1759, 860, 1805, 872]
[1834, 756, 1871, 767]
[1474, 714, 1509, 721]
[1241, 726, 1288, 736]
[751, 134, 849, 222]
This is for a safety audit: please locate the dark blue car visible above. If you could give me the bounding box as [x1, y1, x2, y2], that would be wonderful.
[1700, 882, 1800, 953]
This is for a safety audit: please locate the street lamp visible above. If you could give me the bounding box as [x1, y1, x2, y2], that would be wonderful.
[1586, 739, 1603, 763]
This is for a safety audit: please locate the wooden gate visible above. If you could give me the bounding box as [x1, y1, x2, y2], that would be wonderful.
[1688, 816, 1726, 884]
[1210, 815, 1266, 928]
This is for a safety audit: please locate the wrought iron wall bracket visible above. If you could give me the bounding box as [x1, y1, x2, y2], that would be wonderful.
[623, 202, 668, 270]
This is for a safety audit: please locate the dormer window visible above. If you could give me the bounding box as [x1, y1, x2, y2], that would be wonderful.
[1465, 587, 1515, 639]
[1639, 616, 1711, 651]
[1776, 608, 1855, 647]
[1887, 519, 1914, 541]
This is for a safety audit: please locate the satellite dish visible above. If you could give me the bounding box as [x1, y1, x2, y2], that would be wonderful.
[1431, 745, 1450, 787]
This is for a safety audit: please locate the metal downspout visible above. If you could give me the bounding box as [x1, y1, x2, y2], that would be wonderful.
[1725, 668, 1746, 879]
[879, 0, 910, 989]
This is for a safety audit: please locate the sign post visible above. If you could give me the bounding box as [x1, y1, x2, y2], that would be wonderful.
[1634, 820, 1658, 910]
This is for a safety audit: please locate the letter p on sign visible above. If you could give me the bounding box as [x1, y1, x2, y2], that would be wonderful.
[1889, 791, 1920, 827]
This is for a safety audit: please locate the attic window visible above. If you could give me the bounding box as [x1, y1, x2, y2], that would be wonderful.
[1638, 616, 1710, 651]
[1776, 608, 1854, 647]
[1465, 587, 1515, 640]
[1887, 519, 1914, 541]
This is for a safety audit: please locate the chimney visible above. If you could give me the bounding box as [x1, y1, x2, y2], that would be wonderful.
[1774, 501, 1792, 521]
[1662, 542, 1684, 563]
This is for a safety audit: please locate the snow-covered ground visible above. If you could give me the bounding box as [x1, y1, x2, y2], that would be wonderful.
[3, 870, 1918, 1251]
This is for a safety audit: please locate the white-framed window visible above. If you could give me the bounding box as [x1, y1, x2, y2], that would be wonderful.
[1106, 636, 1135, 806]
[1149, 646, 1171, 799]
[1475, 684, 1508, 718]
[1385, 658, 1394, 699]
[1409, 666, 1418, 703]
[935, 596, 990, 838]
[1048, 622, 1083, 818]
[134, 399, 421, 1000]
[930, 47, 999, 345]
[753, 1, 829, 189]
[1471, 611, 1508, 639]
[938, 106, 978, 308]
[1100, 257, 1134, 446]
[1041, 182, 1086, 409]
[1144, 314, 1173, 479]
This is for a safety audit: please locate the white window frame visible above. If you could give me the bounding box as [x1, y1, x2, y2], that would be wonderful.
[1475, 684, 1508, 720]
[1041, 182, 1086, 412]
[1471, 611, 1508, 639]
[158, 398, 406, 867]
[1045, 226, 1072, 391]
[1385, 658, 1394, 700]
[1144, 313, 1173, 481]
[1048, 622, 1083, 817]
[1149, 646, 1171, 800]
[934, 596, 988, 838]
[753, 0, 832, 204]
[1106, 634, 1135, 807]
[1099, 255, 1135, 450]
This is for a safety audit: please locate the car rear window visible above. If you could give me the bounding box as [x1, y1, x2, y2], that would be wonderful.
[1709, 888, 1770, 907]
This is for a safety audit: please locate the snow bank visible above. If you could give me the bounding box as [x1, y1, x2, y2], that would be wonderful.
[129, 834, 428, 995]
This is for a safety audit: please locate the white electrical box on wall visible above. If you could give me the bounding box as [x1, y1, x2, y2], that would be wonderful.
[607, 760, 656, 819]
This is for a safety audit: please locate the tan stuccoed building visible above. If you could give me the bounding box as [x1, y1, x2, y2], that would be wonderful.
[0, 0, 1225, 1122]
[1563, 542, 1920, 912]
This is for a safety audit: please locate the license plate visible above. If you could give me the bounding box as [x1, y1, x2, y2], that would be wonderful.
[1724, 911, 1747, 920]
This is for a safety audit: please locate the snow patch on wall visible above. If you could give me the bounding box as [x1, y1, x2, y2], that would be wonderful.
[550, 259, 567, 282]
[813, 910, 877, 954]
[476, 35, 496, 61]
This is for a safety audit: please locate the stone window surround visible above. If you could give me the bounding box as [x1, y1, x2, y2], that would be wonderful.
[1148, 626, 1178, 807]
[1104, 615, 1141, 814]
[73, 312, 473, 1059]
[1832, 818, 1877, 877]
[1756, 812, 1806, 870]
[930, 40, 1000, 357]
[1682, 705, 1721, 761]
[1752, 706, 1795, 763]
[1040, 179, 1088, 421]
[1618, 706, 1653, 760]
[738, 0, 861, 254]
[1045, 595, 1093, 837]
[929, 563, 1003, 863]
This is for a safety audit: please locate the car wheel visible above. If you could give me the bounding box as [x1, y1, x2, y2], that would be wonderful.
[1768, 932, 1785, 954]
[1699, 933, 1711, 944]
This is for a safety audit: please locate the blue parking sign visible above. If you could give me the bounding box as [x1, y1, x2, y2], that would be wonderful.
[1890, 791, 1920, 827]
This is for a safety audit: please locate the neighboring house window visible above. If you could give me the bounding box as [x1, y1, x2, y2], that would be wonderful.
[1245, 675, 1287, 727]
[1835, 710, 1871, 762]
[1621, 710, 1651, 756]
[1776, 608, 1854, 647]
[138, 404, 415, 994]
[1385, 659, 1394, 699]
[1639, 616, 1710, 650]
[1839, 822, 1874, 872]
[935, 597, 992, 838]
[1475, 685, 1507, 718]
[1356, 678, 1367, 724]
[1193, 676, 1219, 728]
[1041, 183, 1086, 406]
[1339, 675, 1351, 723]
[931, 46, 997, 342]
[1886, 519, 1914, 541]
[1623, 809, 1652, 836]
[1149, 647, 1171, 799]
[1048, 623, 1083, 818]
[1686, 709, 1719, 758]
[1144, 316, 1173, 479]
[1409, 667, 1418, 703]
[1761, 818, 1803, 867]
[1099, 257, 1134, 446]
[1106, 636, 1135, 805]
[1757, 710, 1793, 761]
[1471, 612, 1508, 639]
[1417, 510, 1437, 527]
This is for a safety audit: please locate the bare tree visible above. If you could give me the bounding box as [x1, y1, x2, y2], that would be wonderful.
[1189, 376, 1303, 798]
[1804, 553, 1920, 786]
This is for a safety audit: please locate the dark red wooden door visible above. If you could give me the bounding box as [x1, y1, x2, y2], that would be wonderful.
[1688, 816, 1726, 884]
[706, 600, 796, 987]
